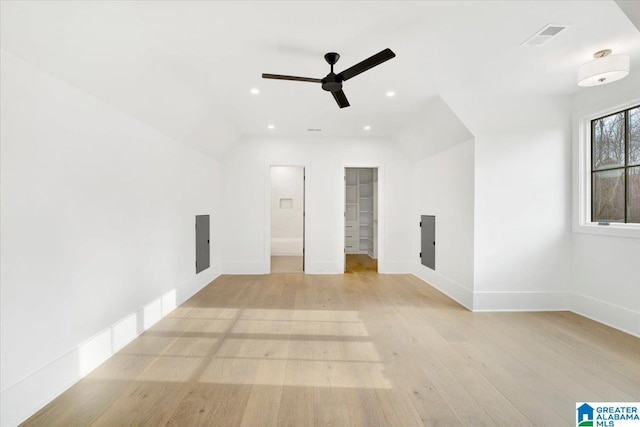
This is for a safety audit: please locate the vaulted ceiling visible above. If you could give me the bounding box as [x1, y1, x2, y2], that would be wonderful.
[2, 1, 639, 157]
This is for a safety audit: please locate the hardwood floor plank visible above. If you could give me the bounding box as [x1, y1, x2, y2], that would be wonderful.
[20, 272, 640, 427]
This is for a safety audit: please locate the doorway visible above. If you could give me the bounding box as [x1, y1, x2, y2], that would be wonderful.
[270, 166, 305, 273]
[344, 167, 378, 273]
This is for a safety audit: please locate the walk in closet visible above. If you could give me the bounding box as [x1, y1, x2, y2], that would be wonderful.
[345, 168, 378, 258]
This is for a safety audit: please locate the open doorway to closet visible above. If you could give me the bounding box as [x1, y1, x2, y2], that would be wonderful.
[344, 168, 378, 273]
[270, 166, 305, 273]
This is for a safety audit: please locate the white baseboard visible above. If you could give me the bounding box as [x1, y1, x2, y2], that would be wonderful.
[408, 267, 637, 338]
[572, 292, 640, 338]
[304, 261, 341, 274]
[473, 290, 571, 312]
[377, 261, 411, 274]
[0, 267, 220, 427]
[410, 263, 473, 310]
[271, 237, 303, 256]
[222, 260, 341, 275]
[222, 261, 269, 274]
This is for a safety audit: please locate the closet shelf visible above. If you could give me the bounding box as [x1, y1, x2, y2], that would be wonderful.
[345, 168, 377, 256]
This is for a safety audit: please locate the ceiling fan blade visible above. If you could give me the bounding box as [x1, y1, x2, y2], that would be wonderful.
[262, 73, 322, 83]
[332, 89, 350, 108]
[337, 48, 396, 81]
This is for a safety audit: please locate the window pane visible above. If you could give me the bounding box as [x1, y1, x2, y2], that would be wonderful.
[592, 169, 625, 222]
[628, 166, 640, 224]
[629, 107, 640, 166]
[592, 112, 625, 170]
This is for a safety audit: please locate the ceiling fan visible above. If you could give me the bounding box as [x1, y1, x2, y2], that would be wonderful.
[262, 48, 396, 109]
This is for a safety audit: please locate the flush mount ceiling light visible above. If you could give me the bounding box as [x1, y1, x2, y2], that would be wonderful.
[250, 88, 260, 95]
[386, 91, 396, 97]
[363, 125, 371, 131]
[578, 49, 630, 87]
[267, 124, 275, 130]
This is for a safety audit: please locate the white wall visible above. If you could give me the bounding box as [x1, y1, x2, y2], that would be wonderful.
[398, 95, 473, 159]
[445, 94, 573, 311]
[572, 234, 640, 337]
[399, 96, 476, 309]
[270, 166, 304, 255]
[411, 139, 475, 309]
[0, 49, 223, 426]
[571, 73, 640, 337]
[221, 137, 413, 274]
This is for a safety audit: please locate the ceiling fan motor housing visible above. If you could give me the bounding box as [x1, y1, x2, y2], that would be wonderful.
[322, 73, 343, 92]
[322, 52, 342, 92]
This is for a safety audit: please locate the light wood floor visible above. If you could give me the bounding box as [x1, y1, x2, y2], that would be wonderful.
[271, 256, 303, 273]
[346, 254, 378, 273]
[24, 273, 640, 426]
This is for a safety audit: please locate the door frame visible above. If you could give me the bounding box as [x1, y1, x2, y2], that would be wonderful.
[265, 165, 307, 273]
[339, 164, 384, 273]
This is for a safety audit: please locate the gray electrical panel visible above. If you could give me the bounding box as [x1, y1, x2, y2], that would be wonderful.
[420, 215, 435, 270]
[195, 215, 210, 273]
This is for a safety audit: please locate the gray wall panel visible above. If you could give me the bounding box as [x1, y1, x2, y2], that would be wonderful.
[196, 215, 210, 273]
[421, 215, 435, 270]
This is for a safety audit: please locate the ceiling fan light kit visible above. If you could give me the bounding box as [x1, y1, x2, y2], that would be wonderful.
[262, 48, 396, 108]
[577, 49, 630, 87]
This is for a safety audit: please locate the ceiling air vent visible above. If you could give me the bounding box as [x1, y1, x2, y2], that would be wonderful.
[521, 24, 569, 47]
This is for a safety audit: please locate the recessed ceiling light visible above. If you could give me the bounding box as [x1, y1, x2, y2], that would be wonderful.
[268, 124, 275, 130]
[364, 125, 371, 131]
[250, 88, 260, 95]
[386, 91, 396, 97]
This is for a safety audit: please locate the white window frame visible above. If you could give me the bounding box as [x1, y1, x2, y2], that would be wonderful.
[574, 98, 640, 239]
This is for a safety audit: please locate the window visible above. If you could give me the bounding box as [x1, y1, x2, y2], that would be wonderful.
[591, 105, 640, 224]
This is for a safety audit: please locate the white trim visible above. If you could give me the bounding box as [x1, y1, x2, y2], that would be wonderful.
[410, 264, 572, 313]
[0, 268, 220, 427]
[410, 260, 638, 337]
[473, 290, 571, 312]
[265, 164, 308, 273]
[377, 261, 412, 274]
[573, 97, 640, 239]
[221, 261, 268, 274]
[573, 222, 640, 239]
[264, 163, 271, 272]
[572, 292, 640, 338]
[339, 164, 385, 273]
[304, 261, 342, 274]
[410, 262, 473, 310]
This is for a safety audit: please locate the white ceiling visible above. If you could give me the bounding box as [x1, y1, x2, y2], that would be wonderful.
[1, 1, 639, 157]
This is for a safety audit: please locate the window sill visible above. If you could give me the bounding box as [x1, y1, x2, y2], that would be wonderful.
[574, 223, 640, 239]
